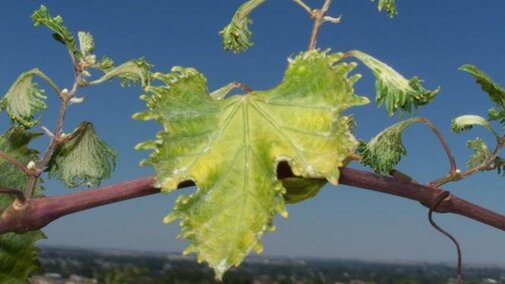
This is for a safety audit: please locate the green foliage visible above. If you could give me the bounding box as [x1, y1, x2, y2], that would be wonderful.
[460, 64, 505, 126]
[1, 69, 48, 128]
[135, 50, 368, 278]
[32, 5, 76, 52]
[465, 138, 491, 168]
[0, 128, 45, 283]
[451, 114, 496, 136]
[359, 117, 419, 174]
[89, 58, 151, 87]
[47, 122, 117, 188]
[372, 0, 398, 18]
[220, 0, 266, 53]
[281, 177, 326, 204]
[350, 50, 439, 116]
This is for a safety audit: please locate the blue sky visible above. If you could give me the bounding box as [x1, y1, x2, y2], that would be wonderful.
[1, 0, 504, 264]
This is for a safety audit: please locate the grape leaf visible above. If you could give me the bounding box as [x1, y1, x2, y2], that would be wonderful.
[350, 50, 439, 115]
[460, 64, 505, 126]
[359, 117, 420, 175]
[451, 114, 496, 136]
[47, 122, 117, 188]
[31, 5, 76, 52]
[460, 64, 505, 109]
[0, 128, 45, 283]
[88, 58, 151, 87]
[1, 69, 48, 128]
[281, 177, 326, 204]
[220, 0, 266, 53]
[466, 137, 491, 168]
[134, 50, 368, 278]
[372, 0, 398, 18]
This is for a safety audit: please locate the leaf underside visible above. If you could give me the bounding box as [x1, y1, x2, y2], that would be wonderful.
[46, 122, 117, 188]
[135, 50, 368, 278]
[0, 128, 44, 283]
[1, 69, 47, 128]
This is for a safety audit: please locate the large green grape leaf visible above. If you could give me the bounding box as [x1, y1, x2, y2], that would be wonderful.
[135, 50, 368, 278]
[0, 128, 45, 283]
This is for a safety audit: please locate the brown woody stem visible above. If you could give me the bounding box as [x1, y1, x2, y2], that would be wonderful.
[1, 167, 504, 234]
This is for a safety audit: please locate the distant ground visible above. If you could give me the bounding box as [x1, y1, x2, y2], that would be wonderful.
[31, 246, 505, 284]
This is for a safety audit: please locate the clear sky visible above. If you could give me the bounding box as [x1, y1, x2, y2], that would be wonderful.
[1, 0, 504, 265]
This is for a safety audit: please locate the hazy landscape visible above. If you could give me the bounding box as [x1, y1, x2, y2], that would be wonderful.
[30, 247, 505, 284]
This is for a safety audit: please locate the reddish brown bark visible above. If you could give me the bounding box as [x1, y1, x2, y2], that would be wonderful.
[1, 167, 504, 234]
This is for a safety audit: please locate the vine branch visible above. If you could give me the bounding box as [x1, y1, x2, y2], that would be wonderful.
[1, 167, 504, 234]
[308, 0, 336, 50]
[417, 117, 457, 175]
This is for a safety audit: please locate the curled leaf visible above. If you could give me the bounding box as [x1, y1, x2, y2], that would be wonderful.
[219, 0, 266, 53]
[350, 50, 439, 115]
[460, 64, 505, 109]
[460, 64, 505, 126]
[1, 68, 48, 128]
[89, 58, 151, 87]
[135, 50, 368, 278]
[47, 122, 117, 188]
[281, 177, 326, 204]
[359, 117, 420, 174]
[451, 114, 496, 136]
[372, 0, 398, 18]
[31, 5, 75, 51]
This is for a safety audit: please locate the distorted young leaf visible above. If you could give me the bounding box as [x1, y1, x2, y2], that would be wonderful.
[358, 117, 420, 175]
[1, 68, 48, 128]
[465, 138, 491, 168]
[372, 0, 398, 18]
[47, 122, 117, 188]
[31, 5, 76, 51]
[135, 50, 368, 278]
[350, 50, 439, 116]
[97, 56, 115, 72]
[219, 0, 266, 53]
[78, 31, 95, 57]
[460, 64, 505, 126]
[89, 58, 151, 87]
[460, 64, 505, 109]
[451, 114, 496, 136]
[0, 127, 45, 283]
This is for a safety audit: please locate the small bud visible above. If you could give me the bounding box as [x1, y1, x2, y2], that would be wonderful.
[27, 161, 36, 170]
[81, 70, 91, 77]
[455, 169, 461, 174]
[61, 88, 69, 94]
[69, 97, 85, 104]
